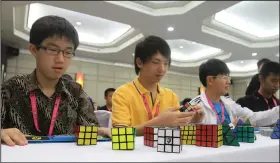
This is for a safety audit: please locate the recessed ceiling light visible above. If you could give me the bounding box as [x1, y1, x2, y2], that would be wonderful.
[76, 22, 82, 26]
[252, 53, 257, 56]
[167, 27, 174, 31]
[179, 46, 183, 49]
[240, 61, 244, 63]
[192, 42, 196, 44]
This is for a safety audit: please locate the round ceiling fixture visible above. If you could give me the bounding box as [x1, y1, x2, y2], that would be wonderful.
[167, 27, 174, 31]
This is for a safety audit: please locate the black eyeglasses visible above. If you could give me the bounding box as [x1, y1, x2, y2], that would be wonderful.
[36, 45, 75, 58]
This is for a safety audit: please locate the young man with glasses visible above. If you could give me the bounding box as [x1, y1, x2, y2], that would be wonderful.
[1, 15, 110, 146]
[189, 59, 279, 126]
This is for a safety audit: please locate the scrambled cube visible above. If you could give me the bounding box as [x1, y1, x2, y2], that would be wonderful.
[144, 126, 158, 147]
[180, 103, 195, 112]
[271, 119, 279, 139]
[237, 126, 255, 143]
[180, 125, 196, 145]
[222, 122, 240, 146]
[233, 119, 244, 137]
[196, 124, 223, 148]
[111, 127, 136, 150]
[157, 127, 182, 153]
[76, 126, 98, 145]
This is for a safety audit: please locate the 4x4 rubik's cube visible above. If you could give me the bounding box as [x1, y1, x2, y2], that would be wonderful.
[195, 124, 223, 148]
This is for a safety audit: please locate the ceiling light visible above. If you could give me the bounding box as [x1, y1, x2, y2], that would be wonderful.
[192, 42, 196, 44]
[240, 61, 244, 63]
[252, 53, 257, 56]
[167, 27, 174, 31]
[276, 53, 279, 57]
[179, 46, 184, 49]
[76, 22, 82, 25]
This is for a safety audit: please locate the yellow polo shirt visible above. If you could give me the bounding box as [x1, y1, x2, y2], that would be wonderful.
[112, 77, 180, 127]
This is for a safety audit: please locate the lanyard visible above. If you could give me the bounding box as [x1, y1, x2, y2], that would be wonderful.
[133, 82, 160, 120]
[205, 93, 225, 124]
[30, 92, 61, 136]
[258, 90, 278, 110]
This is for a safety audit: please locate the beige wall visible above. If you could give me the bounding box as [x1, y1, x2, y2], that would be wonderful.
[7, 52, 225, 106]
[231, 79, 250, 100]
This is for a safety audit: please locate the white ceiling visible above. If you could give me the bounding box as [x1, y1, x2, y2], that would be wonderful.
[1, 1, 279, 79]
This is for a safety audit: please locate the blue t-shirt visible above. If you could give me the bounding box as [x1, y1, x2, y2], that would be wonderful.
[212, 102, 231, 124]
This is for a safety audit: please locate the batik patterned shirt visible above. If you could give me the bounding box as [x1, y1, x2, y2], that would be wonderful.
[1, 70, 99, 136]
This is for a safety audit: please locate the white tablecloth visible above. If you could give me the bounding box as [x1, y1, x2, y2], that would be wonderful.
[1, 134, 279, 162]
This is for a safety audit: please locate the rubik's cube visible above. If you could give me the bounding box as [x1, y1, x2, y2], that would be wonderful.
[157, 127, 182, 153]
[233, 119, 244, 137]
[75, 126, 98, 145]
[237, 126, 255, 143]
[180, 125, 196, 145]
[196, 124, 223, 148]
[111, 127, 136, 150]
[235, 119, 255, 143]
[271, 119, 279, 139]
[222, 122, 240, 146]
[180, 103, 195, 112]
[144, 126, 158, 147]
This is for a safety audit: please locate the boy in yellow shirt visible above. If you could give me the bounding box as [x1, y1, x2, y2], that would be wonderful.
[112, 36, 204, 135]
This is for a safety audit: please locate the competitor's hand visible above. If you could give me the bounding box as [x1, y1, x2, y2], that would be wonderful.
[1, 128, 28, 146]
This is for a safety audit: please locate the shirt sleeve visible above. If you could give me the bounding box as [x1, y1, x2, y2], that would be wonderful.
[172, 92, 180, 107]
[111, 88, 131, 127]
[77, 87, 99, 127]
[230, 99, 279, 126]
[1, 85, 10, 128]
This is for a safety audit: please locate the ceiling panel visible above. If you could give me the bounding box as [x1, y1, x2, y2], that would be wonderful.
[106, 1, 204, 16]
[167, 39, 222, 61]
[27, 3, 132, 45]
[214, 1, 279, 38]
[135, 1, 188, 9]
[226, 59, 258, 72]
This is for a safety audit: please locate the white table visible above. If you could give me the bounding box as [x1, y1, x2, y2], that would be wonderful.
[1, 134, 279, 162]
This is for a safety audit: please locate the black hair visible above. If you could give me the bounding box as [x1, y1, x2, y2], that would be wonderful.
[29, 15, 79, 50]
[134, 35, 171, 75]
[199, 59, 230, 87]
[181, 98, 192, 105]
[104, 88, 116, 97]
[62, 74, 73, 81]
[257, 58, 270, 69]
[259, 61, 280, 79]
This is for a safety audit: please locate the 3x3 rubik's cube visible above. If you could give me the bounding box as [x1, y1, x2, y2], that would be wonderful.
[75, 125, 137, 149]
[111, 127, 136, 150]
[75, 125, 99, 145]
[144, 126, 182, 153]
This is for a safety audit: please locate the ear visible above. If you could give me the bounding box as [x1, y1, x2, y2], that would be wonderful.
[28, 44, 38, 57]
[206, 76, 213, 86]
[136, 58, 143, 69]
[259, 75, 265, 84]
